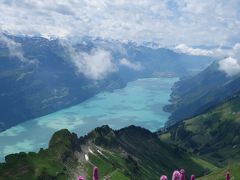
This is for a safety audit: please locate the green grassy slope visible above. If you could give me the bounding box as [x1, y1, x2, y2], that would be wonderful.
[197, 162, 240, 180]
[160, 96, 240, 165]
[0, 129, 80, 180]
[0, 125, 213, 180]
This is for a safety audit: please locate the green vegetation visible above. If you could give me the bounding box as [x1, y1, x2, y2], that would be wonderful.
[160, 96, 240, 165]
[0, 125, 212, 180]
[197, 162, 240, 180]
[83, 150, 129, 180]
[160, 96, 240, 179]
[0, 129, 78, 180]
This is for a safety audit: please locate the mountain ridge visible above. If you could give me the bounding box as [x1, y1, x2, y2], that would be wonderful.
[0, 125, 211, 180]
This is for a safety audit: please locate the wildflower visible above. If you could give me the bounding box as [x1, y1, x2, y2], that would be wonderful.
[190, 175, 195, 180]
[226, 171, 230, 180]
[160, 175, 168, 180]
[77, 176, 84, 180]
[172, 170, 181, 180]
[92, 166, 99, 180]
[180, 169, 185, 180]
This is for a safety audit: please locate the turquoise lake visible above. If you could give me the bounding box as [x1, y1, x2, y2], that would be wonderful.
[0, 77, 178, 161]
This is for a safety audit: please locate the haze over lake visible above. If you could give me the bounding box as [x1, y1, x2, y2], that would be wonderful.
[0, 77, 178, 161]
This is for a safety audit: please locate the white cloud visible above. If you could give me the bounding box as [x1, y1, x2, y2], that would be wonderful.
[174, 43, 239, 59]
[65, 45, 117, 80]
[119, 58, 142, 71]
[175, 44, 214, 56]
[174, 42, 240, 76]
[218, 57, 240, 76]
[0, 0, 239, 46]
[232, 43, 240, 57]
[218, 43, 240, 76]
[0, 34, 27, 62]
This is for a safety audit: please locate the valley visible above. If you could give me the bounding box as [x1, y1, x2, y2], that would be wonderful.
[0, 36, 213, 132]
[0, 77, 178, 162]
[1, 89, 239, 180]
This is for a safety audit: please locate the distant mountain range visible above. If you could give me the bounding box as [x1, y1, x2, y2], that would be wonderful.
[0, 35, 213, 131]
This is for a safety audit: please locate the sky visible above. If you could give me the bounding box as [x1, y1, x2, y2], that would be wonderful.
[0, 0, 240, 78]
[0, 0, 239, 46]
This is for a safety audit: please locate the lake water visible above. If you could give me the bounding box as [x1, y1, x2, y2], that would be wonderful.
[0, 77, 178, 162]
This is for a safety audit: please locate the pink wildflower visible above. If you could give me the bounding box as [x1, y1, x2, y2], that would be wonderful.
[172, 170, 181, 180]
[160, 175, 168, 180]
[226, 171, 230, 180]
[190, 175, 195, 180]
[77, 176, 84, 180]
[92, 166, 99, 180]
[180, 169, 185, 180]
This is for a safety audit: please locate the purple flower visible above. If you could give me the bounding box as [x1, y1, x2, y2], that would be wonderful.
[226, 171, 230, 180]
[77, 176, 84, 180]
[92, 166, 99, 180]
[172, 170, 181, 180]
[160, 175, 168, 180]
[180, 169, 185, 180]
[190, 175, 195, 180]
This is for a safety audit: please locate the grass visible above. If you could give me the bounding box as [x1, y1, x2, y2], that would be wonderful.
[161, 96, 240, 165]
[197, 162, 240, 180]
[110, 169, 130, 180]
[191, 156, 218, 172]
[83, 148, 129, 180]
[0, 151, 67, 180]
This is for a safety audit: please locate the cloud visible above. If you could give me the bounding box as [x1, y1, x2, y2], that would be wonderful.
[218, 43, 240, 76]
[0, 34, 27, 62]
[174, 42, 240, 76]
[65, 45, 117, 80]
[232, 43, 240, 57]
[174, 44, 214, 56]
[0, 0, 239, 46]
[119, 58, 142, 71]
[174, 43, 238, 59]
[218, 57, 240, 76]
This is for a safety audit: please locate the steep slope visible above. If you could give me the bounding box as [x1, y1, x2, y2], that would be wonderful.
[160, 96, 240, 166]
[0, 125, 211, 180]
[165, 61, 240, 125]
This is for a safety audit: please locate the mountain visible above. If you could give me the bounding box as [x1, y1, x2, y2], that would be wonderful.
[160, 95, 240, 166]
[0, 35, 213, 131]
[165, 60, 240, 125]
[0, 36, 123, 132]
[0, 125, 212, 180]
